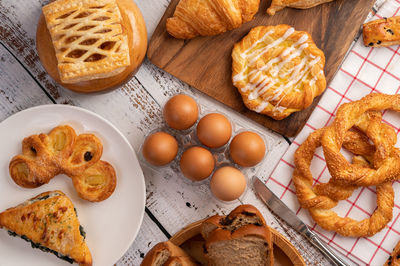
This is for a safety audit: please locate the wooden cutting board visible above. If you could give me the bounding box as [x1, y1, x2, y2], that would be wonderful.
[147, 0, 375, 136]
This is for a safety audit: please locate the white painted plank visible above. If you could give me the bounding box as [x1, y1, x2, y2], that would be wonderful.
[135, 0, 171, 39]
[117, 212, 168, 266]
[0, 45, 53, 120]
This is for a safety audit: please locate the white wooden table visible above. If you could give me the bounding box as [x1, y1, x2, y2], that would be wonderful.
[0, 0, 375, 265]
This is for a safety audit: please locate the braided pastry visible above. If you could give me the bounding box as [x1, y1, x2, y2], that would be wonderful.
[294, 111, 395, 236]
[321, 93, 400, 187]
[9, 125, 116, 202]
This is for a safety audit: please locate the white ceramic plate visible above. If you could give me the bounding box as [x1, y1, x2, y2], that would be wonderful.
[0, 105, 146, 266]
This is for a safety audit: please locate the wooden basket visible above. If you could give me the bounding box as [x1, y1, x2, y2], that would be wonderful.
[170, 219, 306, 266]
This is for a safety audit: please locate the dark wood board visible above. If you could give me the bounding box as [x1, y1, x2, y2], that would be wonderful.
[147, 0, 375, 136]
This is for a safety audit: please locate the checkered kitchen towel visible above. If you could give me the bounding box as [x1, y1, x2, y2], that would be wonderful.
[267, 0, 400, 264]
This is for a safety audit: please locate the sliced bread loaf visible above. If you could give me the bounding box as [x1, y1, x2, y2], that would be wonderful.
[201, 204, 266, 240]
[141, 241, 198, 266]
[205, 225, 273, 266]
[201, 205, 273, 266]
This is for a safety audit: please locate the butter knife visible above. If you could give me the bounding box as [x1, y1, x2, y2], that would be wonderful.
[253, 177, 350, 266]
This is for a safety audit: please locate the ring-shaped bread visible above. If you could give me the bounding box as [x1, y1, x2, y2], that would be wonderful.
[232, 24, 326, 120]
[293, 111, 395, 237]
[321, 93, 400, 186]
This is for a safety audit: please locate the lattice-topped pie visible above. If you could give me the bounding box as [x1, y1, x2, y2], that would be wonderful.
[42, 0, 130, 83]
[232, 25, 326, 120]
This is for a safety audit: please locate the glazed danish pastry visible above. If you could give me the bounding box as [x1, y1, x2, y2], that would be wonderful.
[42, 0, 130, 83]
[9, 125, 116, 202]
[267, 0, 334, 15]
[232, 25, 326, 120]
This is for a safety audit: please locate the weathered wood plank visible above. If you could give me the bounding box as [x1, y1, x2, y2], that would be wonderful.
[135, 0, 171, 40]
[116, 212, 168, 266]
[0, 44, 53, 119]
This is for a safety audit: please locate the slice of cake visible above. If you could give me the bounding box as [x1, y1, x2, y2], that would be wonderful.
[0, 191, 92, 266]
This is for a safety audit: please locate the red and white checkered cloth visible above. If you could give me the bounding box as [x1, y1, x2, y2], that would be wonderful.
[267, 1, 400, 264]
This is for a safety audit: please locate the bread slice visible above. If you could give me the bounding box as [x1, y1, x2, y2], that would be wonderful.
[205, 225, 273, 266]
[0, 191, 92, 266]
[201, 204, 266, 240]
[202, 205, 273, 266]
[141, 241, 198, 266]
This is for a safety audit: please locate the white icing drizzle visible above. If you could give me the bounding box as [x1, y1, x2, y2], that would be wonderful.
[233, 27, 322, 115]
[248, 27, 295, 65]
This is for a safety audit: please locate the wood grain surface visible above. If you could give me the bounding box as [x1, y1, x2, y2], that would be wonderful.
[148, 0, 375, 136]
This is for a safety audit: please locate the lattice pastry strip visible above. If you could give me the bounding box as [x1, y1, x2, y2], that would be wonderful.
[42, 0, 130, 83]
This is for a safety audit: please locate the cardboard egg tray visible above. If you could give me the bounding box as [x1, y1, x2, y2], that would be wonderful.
[139, 95, 274, 204]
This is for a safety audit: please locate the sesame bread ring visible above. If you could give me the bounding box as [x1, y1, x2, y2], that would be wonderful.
[293, 112, 395, 236]
[322, 93, 400, 187]
[232, 24, 326, 120]
[294, 111, 393, 209]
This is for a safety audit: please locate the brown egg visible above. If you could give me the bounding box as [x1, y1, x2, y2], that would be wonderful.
[142, 132, 178, 166]
[180, 146, 215, 181]
[197, 113, 232, 148]
[210, 166, 246, 201]
[230, 131, 266, 167]
[163, 94, 199, 130]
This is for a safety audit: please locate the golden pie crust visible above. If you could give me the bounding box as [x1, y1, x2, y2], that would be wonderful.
[42, 0, 130, 83]
[232, 24, 326, 120]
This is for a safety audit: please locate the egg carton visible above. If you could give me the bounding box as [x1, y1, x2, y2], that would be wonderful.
[138, 95, 273, 204]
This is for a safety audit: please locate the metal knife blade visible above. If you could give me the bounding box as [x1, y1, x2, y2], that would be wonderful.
[253, 177, 350, 266]
[253, 177, 310, 235]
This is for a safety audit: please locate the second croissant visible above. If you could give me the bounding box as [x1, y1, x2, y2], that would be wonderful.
[166, 0, 260, 39]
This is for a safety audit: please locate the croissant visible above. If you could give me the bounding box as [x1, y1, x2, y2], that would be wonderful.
[267, 0, 334, 15]
[166, 0, 260, 39]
